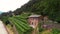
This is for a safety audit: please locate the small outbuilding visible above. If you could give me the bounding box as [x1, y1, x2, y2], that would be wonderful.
[28, 15, 42, 28]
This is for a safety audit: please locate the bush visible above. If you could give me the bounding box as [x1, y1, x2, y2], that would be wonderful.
[51, 28, 60, 34]
[39, 28, 44, 32]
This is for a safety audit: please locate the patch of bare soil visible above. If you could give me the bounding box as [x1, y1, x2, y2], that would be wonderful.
[6, 24, 14, 34]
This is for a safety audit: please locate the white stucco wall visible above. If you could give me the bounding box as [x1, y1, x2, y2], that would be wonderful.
[0, 21, 8, 34]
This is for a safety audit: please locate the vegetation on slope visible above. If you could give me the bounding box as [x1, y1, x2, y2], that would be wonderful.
[40, 28, 60, 34]
[0, 0, 60, 34]
[14, 0, 60, 22]
[1, 0, 60, 22]
[8, 13, 33, 34]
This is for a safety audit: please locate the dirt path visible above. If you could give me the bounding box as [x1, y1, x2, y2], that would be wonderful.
[0, 21, 8, 34]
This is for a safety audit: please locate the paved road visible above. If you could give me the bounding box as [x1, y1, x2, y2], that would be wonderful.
[0, 21, 8, 34]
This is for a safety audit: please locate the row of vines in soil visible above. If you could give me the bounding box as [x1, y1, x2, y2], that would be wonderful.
[8, 13, 33, 34]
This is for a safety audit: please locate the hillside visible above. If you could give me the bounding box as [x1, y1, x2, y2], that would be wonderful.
[0, 0, 60, 22]
[13, 0, 60, 22]
[0, 0, 60, 34]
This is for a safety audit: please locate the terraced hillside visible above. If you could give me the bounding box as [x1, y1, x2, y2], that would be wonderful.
[8, 13, 33, 34]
